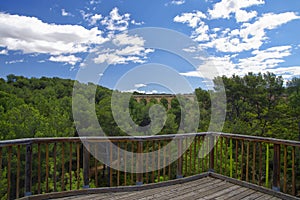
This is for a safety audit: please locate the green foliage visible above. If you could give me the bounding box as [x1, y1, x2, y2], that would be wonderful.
[211, 72, 300, 140]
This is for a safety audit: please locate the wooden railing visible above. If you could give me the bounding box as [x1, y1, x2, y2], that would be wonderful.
[0, 132, 299, 199]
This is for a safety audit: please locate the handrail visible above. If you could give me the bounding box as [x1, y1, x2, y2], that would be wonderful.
[1, 132, 300, 147]
[0, 132, 299, 199]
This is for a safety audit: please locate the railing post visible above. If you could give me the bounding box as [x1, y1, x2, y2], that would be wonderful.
[272, 144, 281, 191]
[136, 141, 143, 185]
[177, 138, 183, 178]
[25, 143, 32, 196]
[83, 145, 90, 188]
[209, 134, 215, 172]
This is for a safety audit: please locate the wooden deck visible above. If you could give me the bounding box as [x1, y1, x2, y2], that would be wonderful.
[52, 177, 280, 200]
[21, 173, 299, 200]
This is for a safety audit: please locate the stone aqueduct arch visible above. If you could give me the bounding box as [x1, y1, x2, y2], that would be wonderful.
[132, 94, 195, 109]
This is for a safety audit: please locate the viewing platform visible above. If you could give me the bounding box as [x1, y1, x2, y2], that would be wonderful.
[0, 132, 299, 199]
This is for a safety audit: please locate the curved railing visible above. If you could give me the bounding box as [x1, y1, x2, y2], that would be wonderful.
[0, 132, 299, 199]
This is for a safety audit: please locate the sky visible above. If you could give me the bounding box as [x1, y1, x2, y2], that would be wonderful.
[0, 0, 300, 93]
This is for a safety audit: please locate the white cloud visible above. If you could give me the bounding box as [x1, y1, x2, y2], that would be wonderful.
[239, 12, 300, 48]
[101, 7, 130, 32]
[180, 55, 236, 79]
[61, 9, 73, 17]
[93, 33, 154, 65]
[0, 13, 107, 55]
[235, 10, 257, 22]
[125, 89, 158, 94]
[174, 1, 300, 82]
[80, 10, 92, 21]
[170, 0, 185, 5]
[181, 45, 295, 80]
[238, 46, 292, 72]
[89, 14, 102, 26]
[174, 11, 210, 42]
[269, 66, 300, 80]
[174, 11, 206, 28]
[200, 12, 300, 53]
[134, 83, 147, 88]
[0, 49, 8, 55]
[5, 59, 24, 64]
[89, 0, 101, 5]
[192, 22, 210, 42]
[112, 33, 146, 46]
[165, 0, 185, 6]
[49, 55, 82, 65]
[131, 20, 144, 26]
[208, 0, 264, 20]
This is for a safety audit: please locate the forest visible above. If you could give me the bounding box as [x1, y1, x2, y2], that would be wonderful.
[0, 72, 300, 199]
[0, 72, 299, 141]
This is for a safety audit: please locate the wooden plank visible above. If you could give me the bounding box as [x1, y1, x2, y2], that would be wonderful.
[283, 145, 287, 193]
[124, 142, 127, 186]
[235, 140, 238, 179]
[117, 143, 120, 186]
[252, 142, 256, 183]
[146, 141, 149, 184]
[229, 188, 256, 200]
[1, 133, 300, 148]
[215, 186, 248, 200]
[7, 146, 12, 199]
[76, 143, 80, 190]
[0, 148, 2, 183]
[177, 138, 183, 178]
[204, 185, 240, 199]
[220, 137, 223, 174]
[16, 145, 20, 198]
[292, 146, 295, 196]
[259, 142, 262, 186]
[240, 191, 264, 199]
[53, 143, 57, 192]
[25, 143, 32, 196]
[37, 143, 41, 194]
[69, 143, 72, 191]
[241, 140, 244, 180]
[61, 142, 65, 191]
[45, 143, 49, 193]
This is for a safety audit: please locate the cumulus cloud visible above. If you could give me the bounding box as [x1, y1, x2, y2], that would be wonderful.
[0, 13, 107, 55]
[174, 11, 210, 41]
[61, 9, 73, 17]
[89, 14, 102, 26]
[181, 45, 296, 80]
[269, 66, 300, 80]
[208, 0, 264, 21]
[174, 11, 207, 28]
[134, 83, 147, 88]
[170, 0, 186, 5]
[198, 12, 300, 53]
[101, 7, 130, 32]
[131, 20, 144, 26]
[0, 49, 8, 55]
[5, 59, 24, 64]
[49, 55, 82, 65]
[180, 55, 236, 79]
[173, 0, 300, 81]
[238, 46, 292, 72]
[93, 33, 154, 65]
[235, 10, 257, 22]
[89, 0, 100, 5]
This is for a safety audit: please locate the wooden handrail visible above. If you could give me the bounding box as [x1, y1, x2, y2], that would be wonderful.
[1, 132, 300, 147]
[0, 132, 299, 199]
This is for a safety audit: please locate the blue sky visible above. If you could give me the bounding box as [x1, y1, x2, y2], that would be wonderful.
[0, 0, 300, 93]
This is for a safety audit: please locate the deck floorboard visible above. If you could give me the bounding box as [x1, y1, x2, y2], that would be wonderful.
[50, 176, 284, 200]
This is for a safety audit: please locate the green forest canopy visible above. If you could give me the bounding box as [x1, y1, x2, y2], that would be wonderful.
[0, 72, 299, 141]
